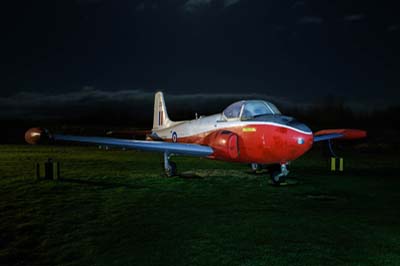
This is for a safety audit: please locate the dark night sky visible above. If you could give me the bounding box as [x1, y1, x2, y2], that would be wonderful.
[0, 0, 397, 120]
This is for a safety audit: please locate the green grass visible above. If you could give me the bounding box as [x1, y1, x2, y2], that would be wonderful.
[1, 144, 400, 266]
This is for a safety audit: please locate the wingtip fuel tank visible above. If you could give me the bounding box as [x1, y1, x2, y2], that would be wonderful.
[25, 127, 53, 144]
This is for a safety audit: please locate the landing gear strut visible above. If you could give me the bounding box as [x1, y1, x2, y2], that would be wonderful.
[269, 163, 289, 185]
[163, 152, 177, 177]
[250, 163, 260, 172]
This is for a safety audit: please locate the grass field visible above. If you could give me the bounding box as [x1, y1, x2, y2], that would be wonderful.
[1, 144, 400, 266]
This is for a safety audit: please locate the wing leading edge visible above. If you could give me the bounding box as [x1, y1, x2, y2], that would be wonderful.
[313, 133, 343, 142]
[54, 134, 213, 157]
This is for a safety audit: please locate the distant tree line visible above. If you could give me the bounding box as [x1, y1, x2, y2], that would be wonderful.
[1, 102, 399, 145]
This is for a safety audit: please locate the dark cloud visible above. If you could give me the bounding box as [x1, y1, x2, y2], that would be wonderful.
[297, 16, 323, 25]
[134, 0, 160, 12]
[1, 0, 394, 112]
[183, 0, 212, 13]
[223, 0, 240, 8]
[387, 24, 400, 32]
[136, 2, 145, 12]
[272, 24, 287, 32]
[76, 0, 104, 5]
[182, 0, 240, 12]
[0, 88, 288, 123]
[343, 14, 366, 22]
[291, 1, 305, 9]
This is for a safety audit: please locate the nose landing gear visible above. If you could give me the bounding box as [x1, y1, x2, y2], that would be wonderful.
[249, 162, 290, 185]
[269, 163, 289, 185]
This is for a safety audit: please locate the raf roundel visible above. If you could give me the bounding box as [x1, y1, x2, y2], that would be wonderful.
[172, 132, 178, 143]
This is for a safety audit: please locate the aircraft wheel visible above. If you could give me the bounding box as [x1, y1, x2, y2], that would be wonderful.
[250, 163, 260, 173]
[269, 164, 283, 185]
[165, 162, 177, 177]
[270, 171, 283, 185]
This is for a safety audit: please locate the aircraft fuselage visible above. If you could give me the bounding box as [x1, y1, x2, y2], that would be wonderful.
[153, 113, 314, 165]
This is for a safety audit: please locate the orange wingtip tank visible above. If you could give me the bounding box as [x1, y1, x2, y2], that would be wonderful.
[314, 129, 367, 140]
[25, 127, 52, 144]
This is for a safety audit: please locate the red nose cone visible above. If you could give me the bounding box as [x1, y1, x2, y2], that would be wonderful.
[287, 132, 314, 161]
[25, 127, 49, 144]
[263, 126, 314, 164]
[302, 133, 314, 152]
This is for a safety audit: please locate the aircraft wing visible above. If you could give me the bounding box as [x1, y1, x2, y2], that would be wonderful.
[54, 134, 213, 156]
[25, 128, 213, 157]
[313, 129, 367, 142]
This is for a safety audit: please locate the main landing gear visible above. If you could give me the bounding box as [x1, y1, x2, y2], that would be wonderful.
[163, 152, 177, 177]
[250, 163, 261, 172]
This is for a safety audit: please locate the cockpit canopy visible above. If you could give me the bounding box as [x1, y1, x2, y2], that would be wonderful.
[222, 100, 281, 121]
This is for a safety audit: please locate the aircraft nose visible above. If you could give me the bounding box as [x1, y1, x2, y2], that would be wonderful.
[295, 131, 313, 148]
[292, 128, 314, 155]
[284, 123, 314, 161]
[265, 125, 314, 163]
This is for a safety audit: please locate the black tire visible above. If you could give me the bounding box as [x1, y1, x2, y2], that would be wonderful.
[250, 163, 260, 173]
[270, 170, 282, 185]
[268, 164, 283, 185]
[165, 161, 177, 177]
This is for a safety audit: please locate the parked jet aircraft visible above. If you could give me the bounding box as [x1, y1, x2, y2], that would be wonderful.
[25, 92, 366, 184]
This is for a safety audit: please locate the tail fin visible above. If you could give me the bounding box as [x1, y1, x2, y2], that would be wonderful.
[152, 92, 171, 130]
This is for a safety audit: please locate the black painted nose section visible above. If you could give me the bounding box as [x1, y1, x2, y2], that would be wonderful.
[270, 115, 312, 133]
[287, 120, 312, 133]
[251, 114, 312, 133]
